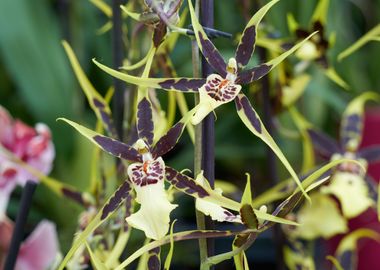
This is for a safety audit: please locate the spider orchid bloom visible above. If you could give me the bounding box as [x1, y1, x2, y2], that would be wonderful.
[0, 106, 55, 220]
[282, 0, 350, 89]
[92, 0, 316, 200]
[307, 92, 380, 218]
[61, 97, 209, 240]
[126, 139, 177, 240]
[0, 218, 60, 270]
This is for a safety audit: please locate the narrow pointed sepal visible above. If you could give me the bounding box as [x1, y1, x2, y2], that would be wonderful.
[187, 0, 227, 76]
[235, 0, 280, 69]
[234, 94, 309, 201]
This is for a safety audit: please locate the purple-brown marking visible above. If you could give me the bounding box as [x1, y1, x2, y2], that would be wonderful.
[235, 64, 271, 85]
[165, 167, 209, 198]
[101, 181, 132, 220]
[235, 25, 256, 68]
[158, 78, 206, 92]
[152, 122, 184, 158]
[240, 204, 258, 229]
[235, 95, 262, 133]
[94, 135, 142, 162]
[137, 97, 154, 146]
[198, 34, 227, 77]
[307, 129, 341, 159]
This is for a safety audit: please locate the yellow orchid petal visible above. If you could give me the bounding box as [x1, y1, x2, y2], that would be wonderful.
[321, 172, 373, 218]
[294, 193, 348, 240]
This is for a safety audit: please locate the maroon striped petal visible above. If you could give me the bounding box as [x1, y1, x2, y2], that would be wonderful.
[307, 129, 341, 159]
[137, 97, 154, 146]
[151, 121, 185, 159]
[235, 64, 271, 85]
[358, 145, 380, 164]
[235, 25, 256, 69]
[101, 181, 132, 220]
[93, 135, 142, 162]
[158, 78, 205, 92]
[148, 247, 161, 270]
[165, 166, 209, 198]
[340, 113, 363, 152]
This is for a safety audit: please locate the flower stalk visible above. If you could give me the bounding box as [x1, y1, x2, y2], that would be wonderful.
[4, 181, 37, 270]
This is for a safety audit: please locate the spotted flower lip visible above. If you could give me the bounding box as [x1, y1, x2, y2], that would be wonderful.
[126, 140, 178, 240]
[0, 105, 55, 220]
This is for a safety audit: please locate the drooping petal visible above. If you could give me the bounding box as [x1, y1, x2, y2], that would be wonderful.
[191, 74, 242, 125]
[137, 97, 155, 146]
[93, 59, 204, 92]
[187, 0, 227, 76]
[16, 221, 60, 270]
[195, 173, 241, 223]
[59, 118, 142, 162]
[127, 158, 177, 240]
[307, 129, 340, 159]
[322, 172, 373, 218]
[292, 193, 348, 240]
[235, 0, 280, 69]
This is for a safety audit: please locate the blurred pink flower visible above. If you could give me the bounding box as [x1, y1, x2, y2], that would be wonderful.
[0, 106, 55, 220]
[0, 218, 60, 270]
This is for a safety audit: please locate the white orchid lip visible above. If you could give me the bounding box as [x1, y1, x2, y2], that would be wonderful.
[126, 156, 177, 240]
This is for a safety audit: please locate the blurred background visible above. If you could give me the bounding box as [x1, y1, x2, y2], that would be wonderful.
[1, 0, 380, 269]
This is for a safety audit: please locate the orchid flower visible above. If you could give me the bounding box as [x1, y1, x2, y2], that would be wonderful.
[0, 218, 60, 270]
[92, 0, 316, 200]
[284, 0, 349, 89]
[280, 92, 380, 242]
[0, 106, 54, 221]
[60, 95, 204, 240]
[307, 92, 380, 218]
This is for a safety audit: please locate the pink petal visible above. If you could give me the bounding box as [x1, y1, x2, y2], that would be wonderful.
[15, 221, 59, 270]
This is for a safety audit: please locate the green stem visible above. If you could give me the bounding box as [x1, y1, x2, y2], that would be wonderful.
[191, 0, 210, 267]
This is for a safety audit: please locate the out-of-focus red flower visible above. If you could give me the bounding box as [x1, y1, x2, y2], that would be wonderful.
[0, 106, 55, 220]
[0, 218, 60, 270]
